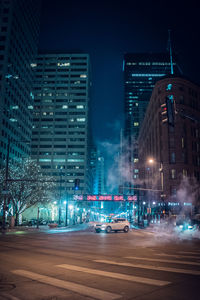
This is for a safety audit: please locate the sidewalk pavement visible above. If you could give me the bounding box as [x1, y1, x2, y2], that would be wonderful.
[1, 223, 92, 235]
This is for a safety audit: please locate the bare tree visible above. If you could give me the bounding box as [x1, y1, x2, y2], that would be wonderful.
[0, 159, 55, 225]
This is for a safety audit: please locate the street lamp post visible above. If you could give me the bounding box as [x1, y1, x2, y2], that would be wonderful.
[65, 194, 68, 226]
[146, 158, 164, 221]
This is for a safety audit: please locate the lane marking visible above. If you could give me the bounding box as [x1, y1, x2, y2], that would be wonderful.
[94, 259, 200, 276]
[155, 253, 200, 260]
[57, 264, 170, 286]
[125, 256, 200, 266]
[178, 251, 200, 256]
[11, 270, 121, 300]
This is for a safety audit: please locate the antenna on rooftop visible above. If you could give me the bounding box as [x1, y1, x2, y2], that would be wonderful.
[168, 29, 174, 75]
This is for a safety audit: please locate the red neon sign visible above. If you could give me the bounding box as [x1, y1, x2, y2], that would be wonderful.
[114, 196, 124, 201]
[87, 195, 97, 201]
[99, 195, 112, 201]
[128, 196, 137, 201]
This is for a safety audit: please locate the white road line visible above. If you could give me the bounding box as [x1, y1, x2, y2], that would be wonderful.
[94, 259, 200, 276]
[11, 270, 121, 300]
[155, 253, 200, 260]
[57, 264, 170, 286]
[178, 251, 200, 256]
[125, 256, 200, 266]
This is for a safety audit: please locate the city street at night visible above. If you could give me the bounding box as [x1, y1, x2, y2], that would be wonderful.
[0, 225, 200, 300]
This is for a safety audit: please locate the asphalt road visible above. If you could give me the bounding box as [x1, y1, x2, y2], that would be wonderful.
[0, 225, 200, 300]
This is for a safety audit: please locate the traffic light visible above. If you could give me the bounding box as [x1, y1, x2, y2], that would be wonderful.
[161, 95, 175, 126]
[74, 178, 80, 190]
[161, 103, 168, 124]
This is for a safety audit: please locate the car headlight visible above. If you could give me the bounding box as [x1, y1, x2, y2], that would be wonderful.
[179, 225, 183, 229]
[188, 225, 193, 229]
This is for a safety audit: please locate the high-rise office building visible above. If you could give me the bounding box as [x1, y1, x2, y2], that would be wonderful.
[0, 0, 40, 166]
[123, 53, 179, 185]
[31, 53, 91, 196]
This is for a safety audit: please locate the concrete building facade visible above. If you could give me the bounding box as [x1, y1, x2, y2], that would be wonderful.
[31, 53, 91, 197]
[138, 76, 200, 212]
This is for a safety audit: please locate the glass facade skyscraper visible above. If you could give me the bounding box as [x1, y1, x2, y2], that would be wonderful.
[0, 0, 40, 166]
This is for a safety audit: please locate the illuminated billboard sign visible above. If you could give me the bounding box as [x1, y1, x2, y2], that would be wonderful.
[73, 195, 137, 201]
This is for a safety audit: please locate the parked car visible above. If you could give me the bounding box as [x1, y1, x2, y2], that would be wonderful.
[95, 218, 130, 233]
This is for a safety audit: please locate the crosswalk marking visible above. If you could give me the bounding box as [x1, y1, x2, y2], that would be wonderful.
[11, 270, 121, 300]
[57, 264, 170, 286]
[94, 259, 200, 276]
[155, 253, 200, 260]
[125, 256, 200, 266]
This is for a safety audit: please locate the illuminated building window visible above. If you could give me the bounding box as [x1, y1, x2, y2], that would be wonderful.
[39, 158, 51, 162]
[67, 158, 84, 162]
[77, 105, 84, 109]
[134, 158, 139, 163]
[77, 118, 85, 122]
[170, 152, 176, 163]
[134, 122, 139, 126]
[53, 158, 66, 162]
[57, 62, 70, 67]
[62, 105, 68, 109]
[171, 169, 176, 179]
[80, 74, 87, 78]
[131, 73, 165, 77]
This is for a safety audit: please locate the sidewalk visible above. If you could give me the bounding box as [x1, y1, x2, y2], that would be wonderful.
[1, 223, 91, 235]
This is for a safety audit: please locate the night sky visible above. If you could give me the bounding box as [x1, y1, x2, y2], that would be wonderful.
[39, 0, 200, 145]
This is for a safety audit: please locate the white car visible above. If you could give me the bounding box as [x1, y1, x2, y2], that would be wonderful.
[95, 218, 130, 233]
